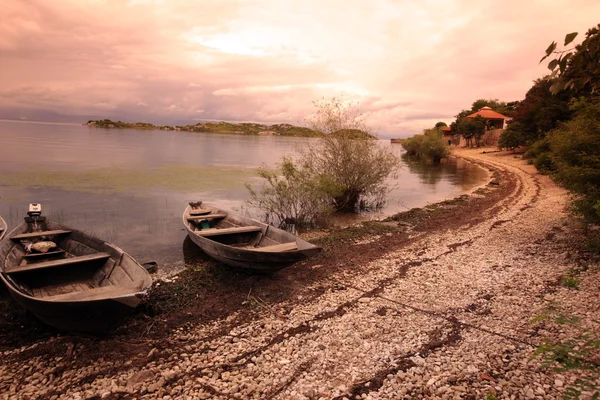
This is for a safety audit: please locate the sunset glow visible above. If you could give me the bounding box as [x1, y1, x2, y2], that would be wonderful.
[1, 0, 598, 136]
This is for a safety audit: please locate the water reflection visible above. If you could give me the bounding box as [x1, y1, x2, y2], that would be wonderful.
[0, 120, 488, 274]
[402, 155, 488, 189]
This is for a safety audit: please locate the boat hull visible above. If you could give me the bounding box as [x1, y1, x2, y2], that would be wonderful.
[183, 203, 321, 272]
[185, 225, 320, 271]
[0, 275, 144, 333]
[0, 218, 152, 334]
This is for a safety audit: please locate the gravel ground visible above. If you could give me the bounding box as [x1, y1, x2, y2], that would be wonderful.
[1, 148, 599, 400]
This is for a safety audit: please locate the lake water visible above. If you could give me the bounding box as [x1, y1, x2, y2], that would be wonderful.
[0, 120, 488, 273]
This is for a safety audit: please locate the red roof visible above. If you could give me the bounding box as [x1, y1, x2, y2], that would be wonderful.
[442, 126, 451, 132]
[466, 107, 508, 120]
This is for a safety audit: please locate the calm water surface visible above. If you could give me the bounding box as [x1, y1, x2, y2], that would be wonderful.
[0, 120, 488, 272]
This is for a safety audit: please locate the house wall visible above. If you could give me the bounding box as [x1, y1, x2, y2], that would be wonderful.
[482, 128, 503, 146]
[458, 128, 503, 147]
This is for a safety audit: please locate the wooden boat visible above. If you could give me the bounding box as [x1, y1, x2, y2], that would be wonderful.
[183, 202, 321, 272]
[0, 216, 6, 241]
[0, 205, 152, 333]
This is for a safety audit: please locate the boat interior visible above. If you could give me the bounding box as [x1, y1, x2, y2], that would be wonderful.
[186, 206, 299, 251]
[2, 218, 147, 301]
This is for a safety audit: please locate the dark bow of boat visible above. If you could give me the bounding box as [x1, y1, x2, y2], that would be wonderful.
[183, 202, 321, 272]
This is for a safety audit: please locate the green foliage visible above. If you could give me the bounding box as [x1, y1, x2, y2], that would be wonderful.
[247, 98, 400, 225]
[560, 274, 580, 289]
[524, 137, 551, 159]
[548, 99, 600, 222]
[434, 121, 448, 129]
[245, 157, 332, 230]
[532, 308, 600, 400]
[535, 336, 600, 399]
[86, 119, 326, 138]
[451, 115, 487, 147]
[510, 78, 573, 145]
[543, 24, 600, 95]
[471, 98, 516, 117]
[400, 128, 450, 163]
[498, 122, 526, 150]
[534, 152, 556, 173]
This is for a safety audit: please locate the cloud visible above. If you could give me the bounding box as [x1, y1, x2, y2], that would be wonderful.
[1, 0, 599, 135]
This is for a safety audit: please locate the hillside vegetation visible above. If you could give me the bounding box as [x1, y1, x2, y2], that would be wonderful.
[85, 119, 377, 139]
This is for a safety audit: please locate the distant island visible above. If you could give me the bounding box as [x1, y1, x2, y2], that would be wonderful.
[84, 119, 376, 139]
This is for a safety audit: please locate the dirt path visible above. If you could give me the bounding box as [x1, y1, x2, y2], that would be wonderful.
[2, 149, 598, 400]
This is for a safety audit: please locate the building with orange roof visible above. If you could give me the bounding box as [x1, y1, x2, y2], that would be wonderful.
[466, 106, 510, 129]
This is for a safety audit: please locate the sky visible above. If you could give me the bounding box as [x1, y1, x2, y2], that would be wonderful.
[1, 0, 598, 138]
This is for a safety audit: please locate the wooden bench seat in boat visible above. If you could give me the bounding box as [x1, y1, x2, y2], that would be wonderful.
[186, 213, 227, 221]
[10, 230, 72, 240]
[6, 252, 111, 274]
[189, 208, 212, 216]
[46, 280, 146, 302]
[23, 249, 66, 259]
[197, 226, 262, 237]
[247, 242, 298, 252]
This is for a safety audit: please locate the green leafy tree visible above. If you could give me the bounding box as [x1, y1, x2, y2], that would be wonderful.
[498, 122, 526, 150]
[451, 115, 487, 147]
[542, 24, 600, 95]
[471, 98, 515, 117]
[400, 128, 450, 163]
[509, 78, 572, 147]
[434, 121, 448, 129]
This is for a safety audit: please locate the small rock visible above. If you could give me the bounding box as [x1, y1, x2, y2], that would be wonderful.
[555, 379, 564, 387]
[127, 370, 154, 387]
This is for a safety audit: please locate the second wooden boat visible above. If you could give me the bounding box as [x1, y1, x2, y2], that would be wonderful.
[183, 202, 321, 272]
[0, 204, 153, 333]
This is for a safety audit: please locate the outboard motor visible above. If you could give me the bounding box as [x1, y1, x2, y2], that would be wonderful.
[28, 203, 42, 218]
[25, 203, 46, 231]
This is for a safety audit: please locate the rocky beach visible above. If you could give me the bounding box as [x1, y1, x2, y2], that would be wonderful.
[1, 148, 598, 400]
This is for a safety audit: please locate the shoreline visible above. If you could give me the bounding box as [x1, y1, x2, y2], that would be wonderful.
[1, 148, 598, 399]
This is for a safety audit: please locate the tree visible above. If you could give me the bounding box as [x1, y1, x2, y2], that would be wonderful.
[434, 121, 448, 129]
[509, 78, 572, 146]
[451, 115, 487, 147]
[400, 128, 450, 163]
[548, 99, 600, 222]
[302, 98, 400, 212]
[247, 98, 400, 228]
[498, 122, 526, 150]
[471, 98, 515, 117]
[542, 24, 600, 95]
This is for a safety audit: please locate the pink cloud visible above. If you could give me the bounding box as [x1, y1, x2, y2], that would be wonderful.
[1, 0, 599, 136]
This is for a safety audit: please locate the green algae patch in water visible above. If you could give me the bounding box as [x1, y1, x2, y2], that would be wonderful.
[0, 165, 257, 194]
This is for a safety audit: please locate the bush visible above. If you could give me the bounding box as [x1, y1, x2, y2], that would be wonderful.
[533, 153, 556, 173]
[498, 122, 526, 150]
[246, 157, 332, 230]
[401, 128, 450, 163]
[548, 99, 600, 222]
[247, 98, 400, 228]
